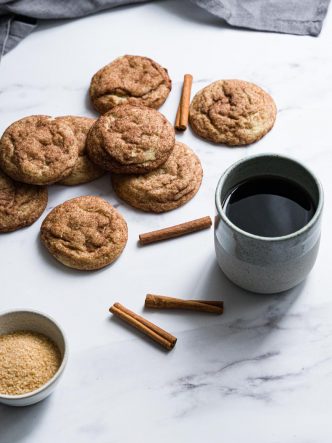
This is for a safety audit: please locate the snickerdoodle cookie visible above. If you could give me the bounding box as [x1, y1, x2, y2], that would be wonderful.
[56, 116, 104, 186]
[111, 142, 202, 213]
[40, 196, 128, 270]
[189, 80, 277, 146]
[0, 170, 48, 233]
[89, 55, 171, 114]
[87, 104, 175, 174]
[0, 115, 79, 185]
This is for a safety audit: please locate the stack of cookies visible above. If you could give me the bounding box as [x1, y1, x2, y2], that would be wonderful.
[0, 113, 128, 270]
[87, 55, 203, 213]
[0, 115, 104, 189]
[0, 55, 203, 270]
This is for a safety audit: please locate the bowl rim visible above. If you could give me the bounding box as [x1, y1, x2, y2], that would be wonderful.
[215, 152, 324, 242]
[0, 309, 68, 400]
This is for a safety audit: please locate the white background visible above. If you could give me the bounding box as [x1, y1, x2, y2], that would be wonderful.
[0, 1, 331, 442]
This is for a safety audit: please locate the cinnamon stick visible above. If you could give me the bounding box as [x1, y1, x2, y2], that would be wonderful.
[145, 294, 224, 314]
[139, 216, 212, 245]
[175, 74, 193, 131]
[109, 303, 177, 350]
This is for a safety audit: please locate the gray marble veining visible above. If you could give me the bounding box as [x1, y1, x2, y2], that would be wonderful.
[0, 1, 331, 441]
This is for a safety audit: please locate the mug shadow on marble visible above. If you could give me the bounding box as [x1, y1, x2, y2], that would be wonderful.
[193, 256, 305, 349]
[145, 254, 304, 350]
[0, 397, 50, 442]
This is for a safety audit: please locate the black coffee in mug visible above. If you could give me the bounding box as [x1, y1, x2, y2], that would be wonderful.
[223, 175, 316, 237]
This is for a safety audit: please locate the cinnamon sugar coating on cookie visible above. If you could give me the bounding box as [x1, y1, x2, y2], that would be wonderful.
[40, 196, 128, 270]
[87, 104, 175, 174]
[112, 142, 202, 213]
[89, 55, 171, 114]
[0, 170, 48, 232]
[189, 80, 277, 146]
[56, 116, 104, 186]
[0, 115, 79, 185]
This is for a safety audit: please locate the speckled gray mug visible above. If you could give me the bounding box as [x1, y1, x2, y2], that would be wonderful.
[214, 154, 323, 294]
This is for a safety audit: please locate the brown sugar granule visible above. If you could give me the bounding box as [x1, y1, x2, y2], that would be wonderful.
[0, 331, 61, 396]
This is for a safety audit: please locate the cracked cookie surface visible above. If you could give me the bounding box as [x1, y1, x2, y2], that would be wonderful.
[40, 196, 128, 270]
[189, 80, 277, 146]
[87, 104, 175, 174]
[0, 170, 48, 232]
[56, 116, 104, 186]
[89, 55, 171, 114]
[112, 141, 202, 213]
[0, 115, 79, 185]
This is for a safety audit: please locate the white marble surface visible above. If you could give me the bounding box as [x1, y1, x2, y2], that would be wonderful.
[0, 1, 332, 441]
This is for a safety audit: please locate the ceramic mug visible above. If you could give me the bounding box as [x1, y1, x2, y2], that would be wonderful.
[214, 153, 323, 294]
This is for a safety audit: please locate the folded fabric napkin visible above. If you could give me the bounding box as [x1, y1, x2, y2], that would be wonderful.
[0, 0, 330, 57]
[193, 0, 330, 36]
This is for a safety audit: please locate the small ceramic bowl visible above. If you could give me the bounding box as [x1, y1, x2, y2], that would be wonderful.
[0, 310, 68, 407]
[214, 153, 323, 293]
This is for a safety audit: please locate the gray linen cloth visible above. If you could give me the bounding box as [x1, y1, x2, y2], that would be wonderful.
[0, 0, 330, 57]
[194, 0, 330, 36]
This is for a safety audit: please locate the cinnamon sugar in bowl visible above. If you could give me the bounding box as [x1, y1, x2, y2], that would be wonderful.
[0, 310, 68, 406]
